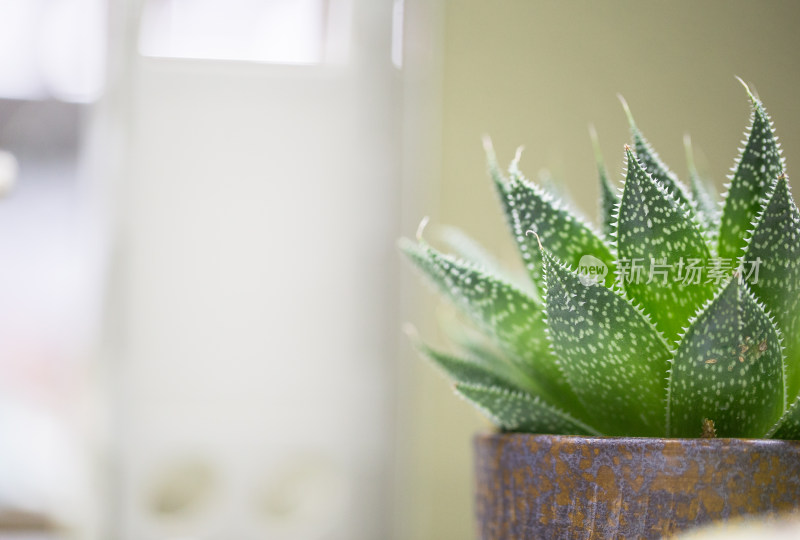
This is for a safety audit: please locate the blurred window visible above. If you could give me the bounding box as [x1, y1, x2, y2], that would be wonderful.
[0, 0, 106, 103]
[0, 1, 106, 532]
[139, 0, 331, 64]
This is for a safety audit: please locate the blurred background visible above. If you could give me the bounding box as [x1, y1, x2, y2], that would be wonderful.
[0, 0, 799, 538]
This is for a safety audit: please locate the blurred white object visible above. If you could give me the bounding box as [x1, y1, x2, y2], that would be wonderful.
[679, 514, 800, 538]
[0, 150, 17, 196]
[139, 0, 328, 64]
[391, 0, 404, 68]
[0, 0, 106, 102]
[0, 397, 83, 528]
[110, 0, 399, 538]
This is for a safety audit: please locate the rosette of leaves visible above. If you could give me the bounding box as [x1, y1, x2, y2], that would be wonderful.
[400, 80, 800, 438]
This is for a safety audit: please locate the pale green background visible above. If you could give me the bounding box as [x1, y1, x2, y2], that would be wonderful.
[401, 2, 800, 539]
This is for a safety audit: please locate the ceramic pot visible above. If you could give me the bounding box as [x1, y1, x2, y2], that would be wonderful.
[474, 433, 800, 539]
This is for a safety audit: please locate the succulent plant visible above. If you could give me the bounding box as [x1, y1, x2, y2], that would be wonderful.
[400, 80, 800, 438]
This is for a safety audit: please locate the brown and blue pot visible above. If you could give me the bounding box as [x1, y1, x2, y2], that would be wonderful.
[474, 433, 800, 539]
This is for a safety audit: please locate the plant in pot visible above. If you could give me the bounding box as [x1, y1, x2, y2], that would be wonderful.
[400, 80, 800, 539]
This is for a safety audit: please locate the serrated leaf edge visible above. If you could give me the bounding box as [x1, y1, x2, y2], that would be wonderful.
[718, 89, 786, 256]
[622, 149, 714, 260]
[508, 172, 612, 254]
[540, 245, 673, 435]
[664, 276, 787, 437]
[453, 382, 603, 436]
[620, 96, 696, 213]
[410, 336, 529, 393]
[398, 236, 538, 307]
[740, 175, 794, 260]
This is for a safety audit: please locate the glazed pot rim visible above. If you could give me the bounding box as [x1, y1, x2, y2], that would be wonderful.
[475, 431, 800, 445]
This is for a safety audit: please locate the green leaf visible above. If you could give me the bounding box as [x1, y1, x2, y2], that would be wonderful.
[684, 134, 720, 239]
[770, 396, 800, 439]
[414, 339, 525, 392]
[541, 246, 671, 436]
[537, 169, 570, 204]
[435, 314, 537, 392]
[743, 175, 800, 398]
[455, 383, 600, 435]
[617, 148, 715, 343]
[503, 171, 616, 292]
[590, 124, 620, 239]
[483, 137, 516, 233]
[620, 96, 694, 212]
[667, 278, 785, 438]
[486, 143, 615, 292]
[399, 237, 578, 411]
[436, 225, 507, 283]
[534, 168, 590, 223]
[718, 81, 785, 259]
[400, 237, 546, 355]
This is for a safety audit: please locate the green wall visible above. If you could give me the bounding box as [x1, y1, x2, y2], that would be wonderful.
[441, 1, 800, 262]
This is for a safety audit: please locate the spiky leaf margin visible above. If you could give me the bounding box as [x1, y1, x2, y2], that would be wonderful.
[455, 384, 600, 435]
[743, 175, 800, 398]
[718, 81, 784, 259]
[537, 169, 582, 216]
[414, 340, 527, 392]
[436, 313, 532, 390]
[590, 125, 620, 239]
[770, 397, 800, 439]
[667, 277, 785, 438]
[620, 96, 695, 214]
[412, 329, 598, 434]
[483, 137, 516, 233]
[503, 171, 616, 293]
[684, 134, 720, 240]
[399, 237, 581, 411]
[436, 225, 513, 286]
[617, 148, 714, 343]
[542, 245, 671, 436]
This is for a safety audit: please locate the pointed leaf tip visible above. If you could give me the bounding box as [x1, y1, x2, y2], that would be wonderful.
[623, 107, 695, 212]
[402, 322, 420, 342]
[718, 89, 784, 258]
[504, 173, 616, 291]
[588, 124, 602, 160]
[735, 76, 757, 102]
[481, 134, 494, 154]
[683, 135, 720, 235]
[416, 216, 430, 241]
[683, 134, 695, 166]
[617, 94, 636, 127]
[592, 128, 618, 239]
[618, 147, 714, 342]
[484, 136, 509, 199]
[400, 238, 585, 411]
[510, 146, 525, 173]
[525, 228, 543, 250]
